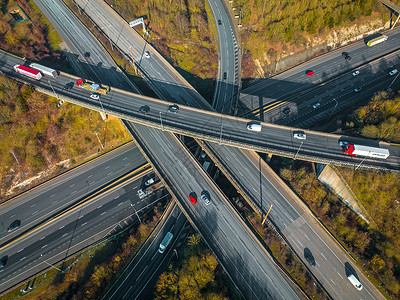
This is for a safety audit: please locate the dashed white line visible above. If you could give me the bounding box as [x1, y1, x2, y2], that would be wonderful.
[50, 194, 55, 198]
[107, 172, 113, 176]
[18, 248, 24, 253]
[105, 166, 110, 169]
[32, 211, 38, 215]
[69, 184, 75, 187]
[41, 244, 47, 249]
[88, 175, 93, 178]
[81, 222, 87, 227]
[125, 163, 131, 166]
[20, 257, 26, 261]
[30, 204, 36, 208]
[135, 265, 148, 282]
[101, 212, 106, 216]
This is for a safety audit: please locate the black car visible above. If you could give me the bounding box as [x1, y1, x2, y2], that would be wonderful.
[168, 104, 179, 113]
[223, 72, 227, 80]
[139, 105, 150, 114]
[283, 107, 290, 114]
[304, 248, 316, 267]
[0, 256, 8, 269]
[8, 219, 21, 233]
[64, 83, 73, 90]
[84, 52, 90, 58]
[218, 20, 222, 25]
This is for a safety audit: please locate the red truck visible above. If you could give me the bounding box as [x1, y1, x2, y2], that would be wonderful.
[13, 65, 42, 80]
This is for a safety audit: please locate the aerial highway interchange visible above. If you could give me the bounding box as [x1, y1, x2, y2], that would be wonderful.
[0, 0, 398, 298]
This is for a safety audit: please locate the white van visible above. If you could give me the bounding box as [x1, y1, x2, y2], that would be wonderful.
[247, 123, 262, 132]
[347, 274, 363, 290]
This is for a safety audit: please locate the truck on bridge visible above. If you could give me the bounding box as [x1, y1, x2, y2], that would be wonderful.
[13, 65, 42, 80]
[29, 63, 58, 78]
[340, 142, 390, 159]
[159, 232, 173, 253]
[366, 34, 388, 47]
[76, 79, 109, 95]
[137, 181, 164, 199]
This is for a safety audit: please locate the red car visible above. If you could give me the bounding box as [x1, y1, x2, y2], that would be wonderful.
[189, 194, 197, 205]
[306, 70, 314, 77]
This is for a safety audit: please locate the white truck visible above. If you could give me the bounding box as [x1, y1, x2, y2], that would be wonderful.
[340, 142, 390, 159]
[159, 232, 173, 253]
[29, 63, 58, 78]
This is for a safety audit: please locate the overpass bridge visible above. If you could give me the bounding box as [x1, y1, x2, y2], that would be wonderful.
[2, 57, 399, 172]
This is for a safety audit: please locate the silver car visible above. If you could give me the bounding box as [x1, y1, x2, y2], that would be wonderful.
[201, 191, 210, 205]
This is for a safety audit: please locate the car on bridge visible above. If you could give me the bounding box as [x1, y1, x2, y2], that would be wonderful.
[168, 104, 179, 113]
[352, 70, 360, 76]
[306, 70, 314, 77]
[8, 219, 21, 232]
[139, 105, 150, 114]
[293, 131, 306, 140]
[354, 87, 362, 92]
[389, 69, 398, 76]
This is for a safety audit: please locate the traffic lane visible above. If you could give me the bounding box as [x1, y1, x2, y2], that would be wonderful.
[240, 28, 400, 99]
[284, 213, 383, 300]
[0, 175, 157, 292]
[76, 0, 210, 109]
[284, 67, 399, 128]
[206, 144, 385, 299]
[35, 0, 141, 93]
[0, 143, 145, 244]
[206, 143, 300, 226]
[5, 54, 398, 171]
[131, 124, 301, 299]
[120, 209, 187, 300]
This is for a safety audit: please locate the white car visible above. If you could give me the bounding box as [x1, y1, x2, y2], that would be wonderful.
[144, 51, 150, 58]
[312, 103, 321, 109]
[389, 69, 398, 76]
[352, 70, 360, 76]
[293, 132, 306, 140]
[90, 93, 100, 100]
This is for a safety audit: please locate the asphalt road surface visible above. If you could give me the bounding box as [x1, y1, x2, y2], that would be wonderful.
[0, 143, 146, 247]
[239, 28, 400, 116]
[208, 0, 240, 114]
[124, 121, 302, 300]
[103, 203, 188, 300]
[2, 52, 399, 171]
[0, 165, 165, 293]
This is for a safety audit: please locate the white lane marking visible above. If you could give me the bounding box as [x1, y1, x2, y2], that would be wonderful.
[330, 279, 336, 285]
[9, 215, 15, 219]
[32, 211, 38, 215]
[81, 222, 87, 227]
[105, 166, 110, 169]
[107, 172, 113, 176]
[123, 286, 133, 299]
[88, 175, 93, 178]
[18, 248, 24, 253]
[20, 257, 26, 261]
[52, 200, 58, 204]
[337, 272, 343, 279]
[123, 157, 128, 160]
[62, 233, 68, 237]
[101, 212, 106, 216]
[320, 252, 327, 260]
[50, 194, 55, 198]
[30, 204, 36, 208]
[135, 265, 148, 282]
[59, 226, 64, 229]
[125, 163, 131, 166]
[98, 205, 102, 209]
[89, 181, 95, 185]
[118, 202, 124, 206]
[69, 184, 75, 187]
[41, 244, 47, 249]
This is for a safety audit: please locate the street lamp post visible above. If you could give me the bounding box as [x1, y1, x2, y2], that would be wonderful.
[48, 80, 59, 99]
[387, 72, 400, 91]
[159, 112, 163, 130]
[294, 141, 303, 159]
[355, 152, 370, 170]
[329, 98, 338, 119]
